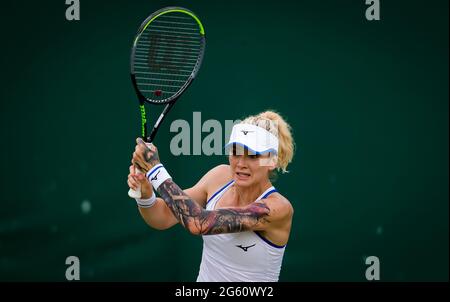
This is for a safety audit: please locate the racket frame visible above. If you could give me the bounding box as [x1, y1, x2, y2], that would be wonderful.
[130, 6, 206, 143]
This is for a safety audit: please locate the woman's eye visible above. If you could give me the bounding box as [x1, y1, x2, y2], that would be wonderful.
[249, 155, 259, 159]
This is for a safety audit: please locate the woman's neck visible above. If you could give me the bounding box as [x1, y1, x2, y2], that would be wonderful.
[232, 179, 273, 206]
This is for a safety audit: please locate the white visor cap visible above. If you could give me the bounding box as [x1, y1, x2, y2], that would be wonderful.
[225, 124, 279, 155]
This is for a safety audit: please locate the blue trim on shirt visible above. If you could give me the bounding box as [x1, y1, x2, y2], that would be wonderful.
[206, 180, 234, 205]
[254, 188, 285, 249]
[262, 188, 278, 199]
[254, 231, 286, 249]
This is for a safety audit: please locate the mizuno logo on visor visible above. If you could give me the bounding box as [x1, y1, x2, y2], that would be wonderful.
[226, 124, 279, 155]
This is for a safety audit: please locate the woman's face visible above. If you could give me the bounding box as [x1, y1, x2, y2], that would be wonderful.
[229, 145, 275, 187]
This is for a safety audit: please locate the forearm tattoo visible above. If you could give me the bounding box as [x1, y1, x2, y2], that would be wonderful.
[157, 179, 270, 235]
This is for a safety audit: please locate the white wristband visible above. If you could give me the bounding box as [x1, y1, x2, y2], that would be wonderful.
[146, 164, 172, 190]
[135, 191, 157, 208]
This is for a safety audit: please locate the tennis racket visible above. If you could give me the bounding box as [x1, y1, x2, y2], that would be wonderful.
[128, 7, 206, 198]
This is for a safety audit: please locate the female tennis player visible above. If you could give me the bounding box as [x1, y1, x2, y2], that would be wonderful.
[127, 110, 295, 282]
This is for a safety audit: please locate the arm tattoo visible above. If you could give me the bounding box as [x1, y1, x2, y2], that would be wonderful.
[143, 146, 160, 168]
[135, 141, 160, 173]
[157, 179, 270, 235]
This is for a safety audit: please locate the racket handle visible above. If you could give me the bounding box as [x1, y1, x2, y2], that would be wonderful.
[128, 167, 143, 199]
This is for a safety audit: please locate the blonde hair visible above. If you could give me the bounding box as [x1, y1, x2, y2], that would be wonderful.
[241, 110, 295, 173]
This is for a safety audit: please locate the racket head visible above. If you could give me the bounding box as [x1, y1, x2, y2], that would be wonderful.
[130, 7, 206, 105]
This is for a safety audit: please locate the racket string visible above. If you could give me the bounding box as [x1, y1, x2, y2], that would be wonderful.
[133, 11, 204, 102]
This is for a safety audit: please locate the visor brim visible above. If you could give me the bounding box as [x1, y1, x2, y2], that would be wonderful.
[224, 142, 278, 155]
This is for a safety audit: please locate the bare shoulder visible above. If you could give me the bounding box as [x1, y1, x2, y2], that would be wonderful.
[261, 192, 294, 223]
[204, 164, 231, 180]
[193, 164, 232, 197]
[202, 164, 233, 192]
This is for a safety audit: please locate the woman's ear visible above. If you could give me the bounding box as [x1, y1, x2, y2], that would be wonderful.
[259, 153, 278, 170]
[268, 160, 277, 171]
[270, 154, 279, 170]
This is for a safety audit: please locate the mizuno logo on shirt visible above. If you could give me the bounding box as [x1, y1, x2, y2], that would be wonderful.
[236, 244, 256, 252]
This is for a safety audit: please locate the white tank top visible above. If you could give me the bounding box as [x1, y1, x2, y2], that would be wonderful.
[196, 181, 286, 282]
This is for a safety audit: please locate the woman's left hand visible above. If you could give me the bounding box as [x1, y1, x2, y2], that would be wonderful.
[132, 137, 161, 174]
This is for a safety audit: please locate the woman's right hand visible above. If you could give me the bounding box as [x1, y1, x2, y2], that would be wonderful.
[127, 164, 154, 199]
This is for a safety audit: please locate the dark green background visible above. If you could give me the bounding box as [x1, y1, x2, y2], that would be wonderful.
[0, 0, 448, 281]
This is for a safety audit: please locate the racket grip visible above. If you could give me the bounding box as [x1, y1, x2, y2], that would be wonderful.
[128, 167, 143, 199]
